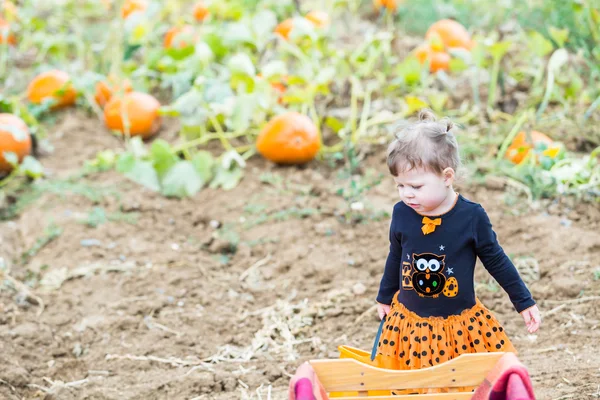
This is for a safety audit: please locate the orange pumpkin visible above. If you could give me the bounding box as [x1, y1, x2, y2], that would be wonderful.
[256, 112, 320, 164]
[414, 44, 450, 73]
[274, 18, 294, 40]
[257, 73, 287, 103]
[94, 75, 133, 107]
[425, 19, 473, 50]
[121, 0, 147, 18]
[505, 130, 556, 164]
[0, 18, 16, 46]
[27, 69, 77, 109]
[0, 113, 32, 172]
[305, 11, 330, 28]
[193, 2, 209, 21]
[164, 25, 195, 49]
[373, 0, 398, 11]
[104, 92, 161, 138]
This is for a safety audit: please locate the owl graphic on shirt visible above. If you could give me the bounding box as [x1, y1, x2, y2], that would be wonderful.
[411, 253, 447, 298]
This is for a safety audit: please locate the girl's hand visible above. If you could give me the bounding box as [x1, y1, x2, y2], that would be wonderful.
[521, 305, 541, 333]
[377, 302, 391, 320]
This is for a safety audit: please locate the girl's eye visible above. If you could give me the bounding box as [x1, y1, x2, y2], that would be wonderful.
[397, 184, 404, 188]
[412, 186, 422, 190]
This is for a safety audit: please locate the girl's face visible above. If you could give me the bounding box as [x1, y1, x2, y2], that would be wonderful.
[393, 166, 454, 215]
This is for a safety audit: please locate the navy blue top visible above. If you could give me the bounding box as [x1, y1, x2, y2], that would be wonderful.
[376, 194, 536, 317]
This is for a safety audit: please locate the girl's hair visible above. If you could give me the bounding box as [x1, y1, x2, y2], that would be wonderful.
[387, 108, 461, 176]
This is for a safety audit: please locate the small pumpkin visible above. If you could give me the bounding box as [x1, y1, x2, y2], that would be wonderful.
[274, 18, 294, 40]
[425, 19, 473, 50]
[372, 0, 398, 12]
[193, 2, 209, 21]
[0, 18, 16, 45]
[256, 112, 320, 165]
[505, 130, 558, 164]
[27, 69, 77, 109]
[305, 10, 330, 28]
[94, 75, 133, 107]
[414, 44, 450, 73]
[164, 25, 195, 49]
[0, 113, 32, 172]
[257, 73, 287, 103]
[121, 0, 147, 19]
[104, 92, 161, 138]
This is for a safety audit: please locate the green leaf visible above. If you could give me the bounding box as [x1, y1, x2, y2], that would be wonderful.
[548, 26, 569, 48]
[228, 53, 256, 77]
[116, 152, 136, 173]
[167, 88, 207, 126]
[289, 17, 317, 41]
[123, 43, 142, 61]
[448, 58, 468, 73]
[150, 140, 178, 179]
[260, 60, 287, 79]
[252, 10, 278, 41]
[221, 149, 246, 170]
[204, 79, 234, 104]
[203, 33, 228, 60]
[427, 93, 449, 113]
[315, 66, 336, 85]
[20, 156, 44, 179]
[192, 151, 215, 182]
[404, 96, 428, 116]
[194, 42, 214, 64]
[2, 151, 18, 167]
[122, 159, 161, 192]
[325, 116, 344, 133]
[126, 136, 147, 158]
[222, 22, 254, 47]
[161, 161, 204, 198]
[526, 31, 554, 57]
[396, 57, 422, 86]
[230, 94, 256, 132]
[94, 150, 117, 171]
[210, 164, 243, 190]
[488, 41, 511, 59]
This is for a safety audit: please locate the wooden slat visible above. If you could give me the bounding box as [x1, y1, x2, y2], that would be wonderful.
[309, 352, 502, 391]
[329, 393, 473, 400]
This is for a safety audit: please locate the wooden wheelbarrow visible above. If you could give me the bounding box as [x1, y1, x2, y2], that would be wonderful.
[289, 319, 536, 399]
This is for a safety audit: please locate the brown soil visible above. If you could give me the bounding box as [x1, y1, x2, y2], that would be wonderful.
[1, 111, 599, 399]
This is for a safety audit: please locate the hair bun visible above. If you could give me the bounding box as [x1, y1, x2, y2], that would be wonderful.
[443, 119, 454, 133]
[418, 108, 437, 122]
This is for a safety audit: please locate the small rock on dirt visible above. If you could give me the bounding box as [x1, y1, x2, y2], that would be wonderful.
[352, 282, 367, 295]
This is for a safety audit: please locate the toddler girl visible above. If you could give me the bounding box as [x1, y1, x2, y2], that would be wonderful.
[375, 109, 541, 391]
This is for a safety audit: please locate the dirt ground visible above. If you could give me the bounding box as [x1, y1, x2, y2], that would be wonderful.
[1, 111, 599, 400]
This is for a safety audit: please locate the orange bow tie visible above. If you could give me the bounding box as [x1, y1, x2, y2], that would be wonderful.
[422, 217, 442, 235]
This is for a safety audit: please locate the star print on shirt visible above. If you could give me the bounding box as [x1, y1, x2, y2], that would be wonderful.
[447, 267, 454, 275]
[407, 253, 410, 260]
[439, 245, 445, 251]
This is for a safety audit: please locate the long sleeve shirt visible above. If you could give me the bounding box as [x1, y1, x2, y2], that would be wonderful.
[376, 194, 536, 318]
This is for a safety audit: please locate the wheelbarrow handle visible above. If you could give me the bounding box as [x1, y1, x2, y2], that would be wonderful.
[295, 377, 315, 400]
[370, 316, 386, 362]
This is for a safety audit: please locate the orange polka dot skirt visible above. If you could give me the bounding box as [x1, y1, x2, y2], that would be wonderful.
[377, 293, 516, 368]
[375, 294, 516, 394]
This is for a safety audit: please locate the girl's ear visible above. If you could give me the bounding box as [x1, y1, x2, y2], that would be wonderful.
[442, 167, 455, 186]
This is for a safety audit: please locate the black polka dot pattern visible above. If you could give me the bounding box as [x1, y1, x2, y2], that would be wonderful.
[375, 295, 516, 379]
